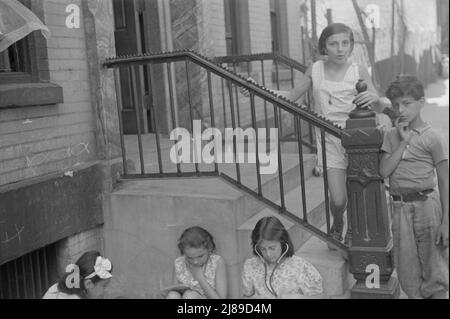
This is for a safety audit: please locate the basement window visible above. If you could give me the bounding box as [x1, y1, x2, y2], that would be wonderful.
[0, 243, 58, 299]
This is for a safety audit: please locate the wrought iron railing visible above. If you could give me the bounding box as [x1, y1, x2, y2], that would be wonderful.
[214, 52, 316, 151]
[104, 50, 347, 253]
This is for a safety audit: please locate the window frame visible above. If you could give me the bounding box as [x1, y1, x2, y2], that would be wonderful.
[0, 0, 62, 108]
[223, 0, 251, 57]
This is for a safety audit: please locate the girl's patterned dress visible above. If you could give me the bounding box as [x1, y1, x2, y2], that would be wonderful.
[174, 254, 222, 298]
[242, 255, 323, 299]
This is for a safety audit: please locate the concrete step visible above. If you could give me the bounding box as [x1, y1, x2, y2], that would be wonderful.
[296, 227, 355, 298]
[105, 153, 316, 299]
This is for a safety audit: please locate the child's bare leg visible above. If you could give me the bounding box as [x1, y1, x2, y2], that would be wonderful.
[182, 290, 203, 299]
[166, 291, 181, 299]
[327, 169, 348, 242]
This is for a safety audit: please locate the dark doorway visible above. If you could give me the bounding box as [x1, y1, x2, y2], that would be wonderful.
[113, 0, 152, 134]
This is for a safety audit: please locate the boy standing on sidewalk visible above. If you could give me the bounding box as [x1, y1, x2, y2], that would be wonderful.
[380, 75, 449, 299]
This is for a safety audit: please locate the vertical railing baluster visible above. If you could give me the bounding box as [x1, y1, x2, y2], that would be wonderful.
[296, 117, 308, 222]
[232, 64, 241, 128]
[34, 250, 42, 298]
[207, 71, 219, 173]
[6, 262, 13, 298]
[167, 62, 181, 174]
[228, 80, 241, 184]
[250, 93, 262, 196]
[274, 59, 283, 140]
[307, 89, 314, 148]
[41, 247, 49, 293]
[273, 104, 285, 210]
[28, 254, 36, 299]
[291, 66, 298, 142]
[185, 60, 199, 174]
[321, 129, 331, 234]
[261, 60, 269, 140]
[147, 63, 163, 174]
[21, 257, 28, 299]
[113, 68, 128, 176]
[290, 66, 295, 89]
[131, 65, 145, 175]
[13, 260, 20, 298]
[221, 78, 227, 129]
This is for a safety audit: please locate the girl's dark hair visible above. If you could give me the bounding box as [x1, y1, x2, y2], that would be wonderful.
[177, 226, 216, 255]
[385, 75, 424, 101]
[318, 23, 355, 55]
[57, 251, 113, 298]
[251, 217, 294, 258]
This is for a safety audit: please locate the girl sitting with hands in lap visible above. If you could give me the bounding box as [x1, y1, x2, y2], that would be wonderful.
[162, 226, 228, 299]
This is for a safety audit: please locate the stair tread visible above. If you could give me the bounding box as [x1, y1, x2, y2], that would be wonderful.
[237, 176, 325, 230]
[296, 225, 347, 267]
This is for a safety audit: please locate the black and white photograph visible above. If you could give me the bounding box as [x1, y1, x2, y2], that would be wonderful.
[0, 0, 448, 304]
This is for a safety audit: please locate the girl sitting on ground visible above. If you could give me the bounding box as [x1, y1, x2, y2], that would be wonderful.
[242, 216, 323, 299]
[42, 250, 113, 299]
[162, 226, 227, 299]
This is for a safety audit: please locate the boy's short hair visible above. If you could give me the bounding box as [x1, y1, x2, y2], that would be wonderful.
[386, 75, 424, 101]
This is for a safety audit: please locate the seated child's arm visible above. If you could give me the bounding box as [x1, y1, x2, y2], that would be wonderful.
[190, 257, 227, 299]
[213, 256, 228, 299]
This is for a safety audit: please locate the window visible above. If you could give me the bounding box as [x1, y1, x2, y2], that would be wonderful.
[224, 0, 250, 56]
[0, 243, 58, 299]
[0, 0, 63, 108]
[224, 0, 238, 55]
[269, 0, 289, 55]
[0, 38, 29, 73]
[270, 0, 279, 52]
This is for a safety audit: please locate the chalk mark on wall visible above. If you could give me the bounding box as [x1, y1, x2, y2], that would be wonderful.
[1, 224, 25, 245]
[25, 142, 90, 175]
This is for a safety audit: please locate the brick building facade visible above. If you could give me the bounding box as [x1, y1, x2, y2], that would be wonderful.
[0, 0, 444, 298]
[0, 0, 311, 298]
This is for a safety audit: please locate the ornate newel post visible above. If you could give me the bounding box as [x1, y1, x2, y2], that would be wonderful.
[342, 80, 400, 299]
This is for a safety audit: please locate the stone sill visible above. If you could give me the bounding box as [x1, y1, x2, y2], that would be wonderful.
[0, 82, 64, 108]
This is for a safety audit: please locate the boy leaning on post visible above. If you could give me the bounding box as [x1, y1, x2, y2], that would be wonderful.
[380, 75, 449, 299]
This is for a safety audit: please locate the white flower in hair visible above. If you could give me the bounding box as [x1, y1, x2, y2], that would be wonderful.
[86, 256, 112, 280]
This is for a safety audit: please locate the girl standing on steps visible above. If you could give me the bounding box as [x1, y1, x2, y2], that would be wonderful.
[161, 226, 228, 299]
[242, 216, 323, 299]
[244, 23, 388, 246]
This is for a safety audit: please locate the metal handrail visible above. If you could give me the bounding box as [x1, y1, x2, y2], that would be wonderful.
[214, 52, 308, 73]
[104, 50, 342, 138]
[104, 50, 348, 254]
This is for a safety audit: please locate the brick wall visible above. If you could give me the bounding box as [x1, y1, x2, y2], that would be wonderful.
[0, 0, 96, 186]
[55, 226, 104, 277]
